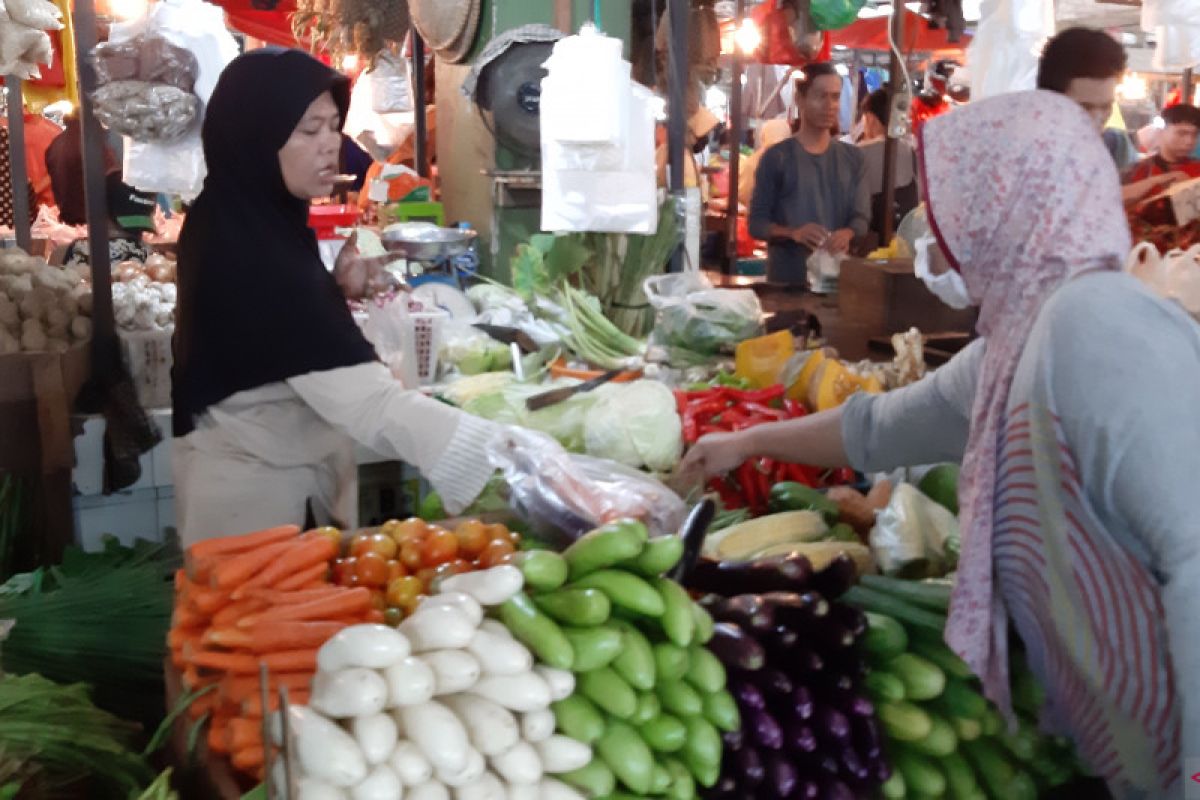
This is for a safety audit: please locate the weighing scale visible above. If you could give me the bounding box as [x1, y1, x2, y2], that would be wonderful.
[380, 222, 479, 319]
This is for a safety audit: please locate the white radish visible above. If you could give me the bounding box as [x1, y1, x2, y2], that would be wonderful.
[519, 710, 555, 743]
[418, 650, 482, 695]
[399, 605, 477, 652]
[287, 705, 368, 788]
[296, 778, 350, 800]
[312, 668, 389, 719]
[439, 566, 524, 606]
[533, 737, 591, 774]
[478, 619, 511, 638]
[384, 657, 436, 707]
[419, 592, 483, 626]
[441, 694, 520, 757]
[537, 779, 585, 800]
[468, 629, 533, 676]
[318, 624, 411, 673]
[506, 785, 539, 800]
[400, 700, 471, 773]
[489, 741, 543, 786]
[437, 747, 486, 787]
[407, 782, 450, 800]
[532, 667, 574, 702]
[455, 771, 506, 800]
[468, 673, 551, 713]
[351, 713, 399, 765]
[349, 764, 402, 800]
[389, 740, 433, 787]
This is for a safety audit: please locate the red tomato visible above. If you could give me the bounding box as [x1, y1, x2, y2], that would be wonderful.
[354, 552, 391, 587]
[386, 560, 406, 582]
[454, 520, 489, 559]
[400, 540, 424, 571]
[389, 517, 429, 545]
[478, 538, 516, 568]
[383, 607, 405, 626]
[307, 526, 343, 552]
[331, 558, 354, 586]
[386, 575, 423, 608]
[420, 529, 460, 567]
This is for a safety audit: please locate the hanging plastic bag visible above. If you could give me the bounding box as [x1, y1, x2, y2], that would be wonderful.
[368, 51, 413, 114]
[488, 427, 687, 547]
[869, 482, 960, 578]
[363, 296, 418, 387]
[645, 271, 763, 358]
[806, 248, 843, 294]
[809, 0, 866, 31]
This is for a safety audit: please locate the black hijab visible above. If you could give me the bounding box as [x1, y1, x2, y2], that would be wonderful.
[172, 49, 378, 437]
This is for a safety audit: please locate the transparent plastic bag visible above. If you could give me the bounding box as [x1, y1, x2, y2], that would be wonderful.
[92, 39, 141, 85]
[364, 296, 418, 388]
[868, 482, 959, 578]
[368, 51, 412, 114]
[488, 427, 687, 547]
[5, 0, 63, 31]
[139, 35, 200, 91]
[93, 81, 199, 143]
[645, 271, 763, 357]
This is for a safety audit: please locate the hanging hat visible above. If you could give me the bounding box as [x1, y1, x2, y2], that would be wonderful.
[410, 0, 482, 64]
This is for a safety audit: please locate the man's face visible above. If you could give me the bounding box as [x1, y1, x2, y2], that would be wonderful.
[801, 75, 842, 133]
[1063, 76, 1118, 133]
[1161, 121, 1200, 163]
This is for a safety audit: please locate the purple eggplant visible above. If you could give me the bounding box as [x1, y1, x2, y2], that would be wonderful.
[819, 778, 856, 800]
[781, 646, 824, 677]
[765, 753, 799, 798]
[812, 621, 857, 653]
[709, 622, 766, 671]
[829, 604, 868, 638]
[816, 705, 852, 745]
[792, 685, 816, 720]
[839, 748, 870, 782]
[731, 677, 766, 711]
[735, 746, 765, 786]
[722, 727, 746, 752]
[786, 722, 818, 754]
[815, 754, 839, 777]
[709, 771, 739, 799]
[818, 649, 870, 680]
[748, 708, 784, 750]
[761, 591, 830, 628]
[771, 624, 800, 651]
[759, 667, 794, 699]
[796, 780, 820, 800]
[703, 594, 777, 635]
[852, 715, 883, 760]
[834, 688, 875, 719]
[871, 755, 893, 783]
[810, 554, 858, 600]
[686, 556, 811, 596]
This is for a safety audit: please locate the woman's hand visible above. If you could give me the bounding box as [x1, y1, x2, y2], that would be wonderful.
[670, 430, 755, 495]
[824, 228, 855, 255]
[791, 223, 830, 249]
[334, 231, 401, 300]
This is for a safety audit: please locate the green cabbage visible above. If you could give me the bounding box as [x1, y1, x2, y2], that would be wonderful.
[583, 381, 682, 473]
[462, 379, 598, 452]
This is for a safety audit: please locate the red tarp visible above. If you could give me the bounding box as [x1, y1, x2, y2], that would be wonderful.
[831, 10, 970, 53]
[214, 0, 300, 48]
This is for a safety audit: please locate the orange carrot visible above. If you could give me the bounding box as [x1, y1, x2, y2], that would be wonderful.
[231, 745, 265, 771]
[227, 718, 263, 752]
[187, 690, 219, 720]
[221, 672, 312, 704]
[187, 648, 259, 674]
[188, 524, 301, 562]
[248, 620, 347, 653]
[233, 537, 338, 598]
[211, 540, 297, 590]
[203, 627, 254, 651]
[213, 598, 268, 629]
[207, 719, 232, 755]
[260, 649, 318, 673]
[364, 608, 386, 624]
[237, 588, 370, 628]
[168, 626, 201, 651]
[242, 689, 310, 717]
[189, 584, 233, 616]
[172, 604, 205, 630]
[174, 568, 186, 592]
[274, 561, 332, 592]
[246, 585, 342, 606]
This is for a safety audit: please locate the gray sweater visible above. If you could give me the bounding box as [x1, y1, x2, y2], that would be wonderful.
[748, 137, 870, 285]
[842, 272, 1200, 796]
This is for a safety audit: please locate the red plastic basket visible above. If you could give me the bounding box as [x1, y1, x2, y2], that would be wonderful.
[308, 204, 359, 240]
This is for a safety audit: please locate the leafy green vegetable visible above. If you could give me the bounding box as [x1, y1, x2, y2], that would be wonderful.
[463, 379, 600, 452]
[582, 381, 683, 473]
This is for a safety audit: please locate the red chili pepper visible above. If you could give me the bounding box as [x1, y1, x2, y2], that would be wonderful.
[771, 460, 791, 486]
[737, 461, 761, 512]
[785, 463, 819, 487]
[741, 402, 787, 421]
[721, 407, 753, 428]
[827, 467, 857, 486]
[783, 399, 807, 418]
[708, 477, 745, 510]
[722, 385, 783, 404]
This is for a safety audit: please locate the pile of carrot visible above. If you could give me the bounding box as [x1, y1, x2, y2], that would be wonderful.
[168, 524, 383, 778]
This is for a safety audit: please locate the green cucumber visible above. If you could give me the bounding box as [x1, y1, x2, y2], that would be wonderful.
[859, 573, 953, 613]
[563, 520, 649, 580]
[534, 588, 612, 627]
[638, 713, 687, 752]
[893, 746, 948, 797]
[683, 645, 726, 694]
[571, 569, 665, 617]
[930, 678, 988, 720]
[551, 695, 606, 744]
[650, 764, 672, 794]
[909, 635, 975, 681]
[657, 680, 703, 718]
[690, 602, 714, 644]
[843, 585, 947, 635]
[499, 593, 574, 670]
[511, 550, 568, 592]
[664, 758, 696, 800]
[682, 716, 722, 788]
[579, 667, 638, 719]
[863, 612, 909, 661]
[654, 643, 691, 682]
[624, 535, 684, 577]
[597, 719, 655, 794]
[941, 752, 978, 800]
[878, 700, 933, 742]
[655, 577, 696, 646]
[952, 715, 983, 742]
[910, 713, 958, 758]
[630, 692, 661, 725]
[562, 625, 623, 672]
[961, 738, 1016, 799]
[701, 689, 740, 733]
[865, 670, 907, 703]
[887, 652, 947, 701]
[880, 771, 907, 799]
[768, 482, 839, 521]
[561, 760, 616, 797]
[611, 621, 656, 691]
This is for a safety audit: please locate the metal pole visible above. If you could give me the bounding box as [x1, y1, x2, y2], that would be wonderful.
[880, 8, 905, 246]
[73, 0, 119, 386]
[666, 0, 688, 272]
[6, 77, 31, 251]
[412, 34, 429, 179]
[1183, 68, 1195, 105]
[724, 0, 745, 274]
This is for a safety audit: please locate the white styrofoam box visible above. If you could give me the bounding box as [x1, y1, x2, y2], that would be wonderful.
[74, 488, 168, 551]
[73, 415, 154, 496]
[150, 411, 174, 487]
[120, 329, 173, 411]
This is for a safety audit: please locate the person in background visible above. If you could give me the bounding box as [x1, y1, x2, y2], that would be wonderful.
[5, 109, 63, 210]
[748, 62, 869, 286]
[44, 112, 120, 226]
[1123, 103, 1200, 183]
[735, 117, 790, 209]
[1037, 27, 1190, 205]
[677, 90, 1198, 799]
[857, 88, 919, 242]
[910, 59, 958, 140]
[54, 175, 155, 268]
[340, 134, 373, 193]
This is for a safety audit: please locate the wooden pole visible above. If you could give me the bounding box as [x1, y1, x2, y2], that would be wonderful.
[1183, 68, 1195, 105]
[6, 77, 31, 251]
[666, 0, 688, 272]
[880, 8, 905, 246]
[412, 34, 429, 179]
[724, 0, 745, 275]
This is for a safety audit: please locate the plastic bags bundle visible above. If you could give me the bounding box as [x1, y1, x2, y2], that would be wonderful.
[0, 0, 60, 81]
[93, 82, 200, 143]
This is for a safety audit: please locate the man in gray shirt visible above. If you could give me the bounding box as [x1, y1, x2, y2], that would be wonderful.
[748, 63, 870, 286]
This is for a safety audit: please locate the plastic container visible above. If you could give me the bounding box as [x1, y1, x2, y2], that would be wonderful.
[308, 204, 359, 240]
[405, 310, 447, 385]
[120, 328, 174, 409]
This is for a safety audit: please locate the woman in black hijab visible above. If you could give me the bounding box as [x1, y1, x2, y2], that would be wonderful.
[171, 49, 499, 545]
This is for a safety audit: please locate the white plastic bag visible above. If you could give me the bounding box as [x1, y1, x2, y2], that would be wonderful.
[966, 0, 1052, 100]
[644, 272, 763, 357]
[364, 296, 418, 387]
[5, 0, 63, 31]
[869, 483, 960, 578]
[806, 248, 843, 294]
[368, 51, 413, 115]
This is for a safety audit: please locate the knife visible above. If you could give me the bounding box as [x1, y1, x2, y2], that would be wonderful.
[525, 369, 623, 412]
[473, 323, 540, 354]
